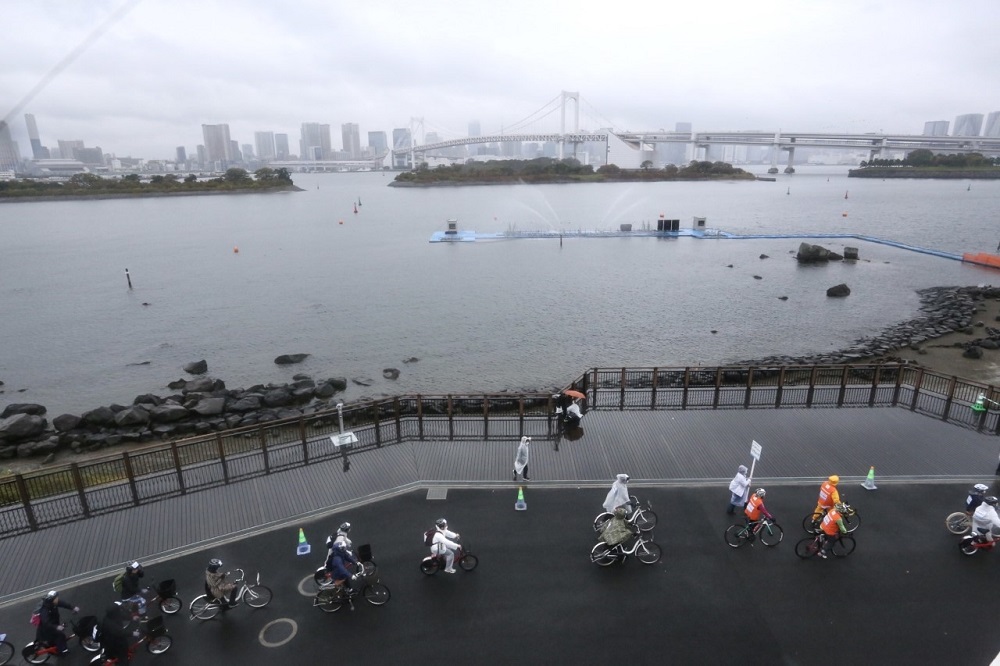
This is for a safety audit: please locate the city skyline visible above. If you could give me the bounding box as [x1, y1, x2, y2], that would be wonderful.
[4, 0, 1000, 161]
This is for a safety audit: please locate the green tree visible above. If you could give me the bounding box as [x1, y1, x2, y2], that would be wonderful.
[905, 149, 934, 167]
[223, 168, 251, 185]
[184, 173, 198, 183]
[640, 160, 653, 171]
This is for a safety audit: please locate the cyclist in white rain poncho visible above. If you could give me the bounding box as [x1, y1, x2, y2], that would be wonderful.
[603, 474, 632, 514]
[513, 436, 530, 481]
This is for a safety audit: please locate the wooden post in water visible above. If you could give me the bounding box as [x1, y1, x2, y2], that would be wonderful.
[125, 268, 132, 289]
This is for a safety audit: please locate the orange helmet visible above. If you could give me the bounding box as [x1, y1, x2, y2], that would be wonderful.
[828, 475, 840, 485]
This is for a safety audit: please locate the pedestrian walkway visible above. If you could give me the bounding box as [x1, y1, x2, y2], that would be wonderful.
[2, 404, 994, 603]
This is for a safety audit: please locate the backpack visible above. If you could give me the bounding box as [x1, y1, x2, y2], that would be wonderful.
[423, 529, 436, 547]
[112, 572, 125, 594]
[29, 605, 41, 626]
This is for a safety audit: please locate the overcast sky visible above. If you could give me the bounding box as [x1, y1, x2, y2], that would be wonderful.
[4, 0, 999, 159]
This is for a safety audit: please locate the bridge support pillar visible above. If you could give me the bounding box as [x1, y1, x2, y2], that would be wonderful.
[783, 146, 796, 174]
[768, 131, 781, 174]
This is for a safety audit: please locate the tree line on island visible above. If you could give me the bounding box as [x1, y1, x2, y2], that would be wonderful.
[859, 149, 999, 169]
[0, 167, 295, 198]
[391, 157, 754, 185]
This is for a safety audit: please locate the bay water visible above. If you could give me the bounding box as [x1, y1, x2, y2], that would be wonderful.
[1, 166, 998, 417]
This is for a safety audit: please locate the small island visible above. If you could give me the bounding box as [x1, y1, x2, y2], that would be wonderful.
[389, 157, 755, 187]
[849, 149, 1000, 179]
[0, 167, 301, 202]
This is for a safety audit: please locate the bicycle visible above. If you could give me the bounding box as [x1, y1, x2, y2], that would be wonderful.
[420, 542, 478, 575]
[593, 496, 658, 533]
[0, 632, 13, 666]
[802, 499, 860, 534]
[724, 517, 784, 548]
[945, 511, 972, 535]
[959, 532, 1000, 556]
[313, 568, 390, 613]
[122, 579, 182, 617]
[87, 615, 172, 664]
[794, 532, 856, 559]
[188, 569, 273, 620]
[312, 543, 377, 590]
[22, 616, 102, 664]
[590, 533, 661, 566]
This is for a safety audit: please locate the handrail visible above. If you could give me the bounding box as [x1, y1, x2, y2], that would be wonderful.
[1, 363, 996, 538]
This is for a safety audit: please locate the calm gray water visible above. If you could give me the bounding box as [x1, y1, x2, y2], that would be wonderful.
[2, 166, 999, 417]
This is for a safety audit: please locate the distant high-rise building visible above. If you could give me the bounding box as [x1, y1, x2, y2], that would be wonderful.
[176, 146, 187, 164]
[255, 131, 276, 161]
[0, 121, 21, 171]
[392, 128, 411, 168]
[923, 120, 949, 136]
[274, 133, 289, 160]
[24, 114, 50, 159]
[468, 121, 481, 137]
[953, 114, 984, 136]
[202, 124, 232, 165]
[300, 123, 331, 160]
[984, 112, 1000, 137]
[368, 131, 388, 156]
[74, 147, 104, 165]
[196, 145, 207, 166]
[229, 141, 242, 163]
[57, 139, 85, 159]
[342, 123, 361, 159]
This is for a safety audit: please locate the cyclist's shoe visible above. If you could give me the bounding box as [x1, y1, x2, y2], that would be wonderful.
[443, 567, 457, 574]
[817, 550, 828, 559]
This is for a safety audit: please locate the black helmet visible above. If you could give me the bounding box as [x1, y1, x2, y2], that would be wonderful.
[986, 496, 999, 506]
[435, 518, 448, 528]
[338, 522, 351, 535]
[207, 558, 223, 572]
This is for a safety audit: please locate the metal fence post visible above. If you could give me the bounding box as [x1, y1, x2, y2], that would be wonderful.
[170, 443, 186, 494]
[483, 396, 489, 440]
[70, 463, 90, 518]
[121, 452, 140, 506]
[868, 366, 882, 406]
[259, 426, 271, 474]
[942, 377, 957, 422]
[892, 365, 904, 406]
[909, 368, 925, 411]
[448, 395, 454, 441]
[373, 402, 382, 447]
[216, 434, 229, 484]
[713, 368, 722, 409]
[417, 395, 425, 441]
[394, 398, 402, 443]
[519, 398, 525, 437]
[806, 366, 818, 407]
[837, 366, 849, 407]
[681, 368, 690, 410]
[14, 474, 38, 531]
[743, 367, 754, 409]
[775, 367, 785, 408]
[619, 368, 626, 410]
[652, 367, 659, 410]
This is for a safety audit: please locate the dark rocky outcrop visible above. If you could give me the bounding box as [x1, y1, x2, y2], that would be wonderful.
[1, 403, 47, 418]
[383, 368, 401, 380]
[826, 284, 851, 297]
[0, 413, 48, 441]
[184, 360, 208, 375]
[275, 354, 310, 365]
[797, 243, 844, 263]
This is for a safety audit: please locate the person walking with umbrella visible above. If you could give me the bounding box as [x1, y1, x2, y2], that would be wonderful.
[513, 436, 531, 481]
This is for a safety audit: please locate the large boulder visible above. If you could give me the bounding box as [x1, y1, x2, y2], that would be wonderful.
[383, 368, 401, 380]
[797, 243, 843, 263]
[184, 360, 208, 375]
[262, 388, 294, 407]
[274, 354, 310, 365]
[826, 284, 851, 298]
[1, 403, 47, 418]
[190, 397, 226, 417]
[81, 406, 117, 427]
[0, 413, 48, 441]
[148, 404, 191, 423]
[183, 377, 222, 393]
[114, 405, 151, 427]
[133, 394, 163, 407]
[53, 413, 82, 432]
[228, 395, 262, 412]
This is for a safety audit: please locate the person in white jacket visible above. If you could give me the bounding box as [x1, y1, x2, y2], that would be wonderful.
[603, 474, 632, 515]
[727, 465, 751, 515]
[431, 518, 461, 573]
[513, 436, 531, 481]
[971, 496, 1000, 541]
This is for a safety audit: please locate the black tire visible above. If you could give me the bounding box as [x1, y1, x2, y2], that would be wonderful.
[635, 540, 662, 564]
[593, 512, 612, 532]
[759, 522, 784, 547]
[794, 537, 820, 559]
[459, 554, 478, 571]
[420, 557, 439, 575]
[244, 584, 272, 608]
[832, 535, 856, 557]
[80, 634, 101, 653]
[633, 509, 657, 532]
[947, 512, 971, 535]
[88, 654, 107, 666]
[960, 537, 979, 556]
[159, 596, 182, 615]
[313, 568, 328, 588]
[22, 643, 49, 664]
[363, 583, 391, 606]
[591, 542, 617, 566]
[189, 594, 219, 620]
[146, 635, 172, 654]
[315, 589, 345, 613]
[725, 524, 750, 548]
[842, 510, 861, 533]
[360, 561, 377, 577]
[0, 640, 14, 666]
[802, 512, 823, 534]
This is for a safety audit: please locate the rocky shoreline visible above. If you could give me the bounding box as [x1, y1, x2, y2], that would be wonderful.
[3, 285, 1000, 465]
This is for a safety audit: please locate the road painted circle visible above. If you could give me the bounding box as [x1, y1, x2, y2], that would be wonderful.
[258, 618, 298, 648]
[298, 573, 320, 597]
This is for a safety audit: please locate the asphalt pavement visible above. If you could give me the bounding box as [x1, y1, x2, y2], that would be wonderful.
[2, 482, 999, 665]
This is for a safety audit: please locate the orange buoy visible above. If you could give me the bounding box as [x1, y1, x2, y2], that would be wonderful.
[233, 246, 239, 253]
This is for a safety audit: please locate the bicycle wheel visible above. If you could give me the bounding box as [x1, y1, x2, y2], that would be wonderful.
[832, 535, 856, 557]
[459, 554, 478, 571]
[794, 537, 820, 559]
[146, 635, 172, 654]
[590, 542, 617, 566]
[842, 510, 861, 533]
[758, 522, 784, 547]
[946, 512, 971, 535]
[633, 509, 657, 532]
[21, 643, 49, 664]
[243, 585, 272, 608]
[593, 512, 612, 532]
[0, 640, 15, 666]
[159, 596, 182, 615]
[802, 512, 823, 534]
[189, 595, 219, 620]
[635, 540, 662, 564]
[80, 633, 101, 653]
[725, 524, 750, 548]
[360, 561, 377, 577]
[315, 590, 345, 613]
[363, 583, 391, 606]
[420, 558, 439, 575]
[960, 537, 979, 556]
[313, 569, 328, 588]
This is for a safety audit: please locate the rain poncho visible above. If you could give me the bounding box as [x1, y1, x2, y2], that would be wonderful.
[603, 473, 631, 513]
[729, 465, 750, 505]
[514, 436, 530, 475]
[600, 507, 636, 546]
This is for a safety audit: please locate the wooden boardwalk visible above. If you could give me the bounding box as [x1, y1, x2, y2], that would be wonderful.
[1, 404, 996, 603]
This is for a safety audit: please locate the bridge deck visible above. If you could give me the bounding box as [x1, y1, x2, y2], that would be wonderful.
[1, 404, 995, 602]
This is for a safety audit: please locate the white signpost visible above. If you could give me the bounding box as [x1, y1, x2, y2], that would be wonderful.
[748, 440, 762, 482]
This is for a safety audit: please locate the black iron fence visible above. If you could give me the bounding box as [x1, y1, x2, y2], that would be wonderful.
[1, 363, 997, 539]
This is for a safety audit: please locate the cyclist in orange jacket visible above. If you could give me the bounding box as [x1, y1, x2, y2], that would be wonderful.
[818, 503, 849, 558]
[744, 488, 773, 538]
[811, 475, 841, 526]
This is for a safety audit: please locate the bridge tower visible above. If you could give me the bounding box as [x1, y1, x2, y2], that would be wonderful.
[409, 117, 424, 169]
[559, 91, 580, 160]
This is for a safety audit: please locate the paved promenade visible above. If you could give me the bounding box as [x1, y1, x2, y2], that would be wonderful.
[1, 405, 999, 664]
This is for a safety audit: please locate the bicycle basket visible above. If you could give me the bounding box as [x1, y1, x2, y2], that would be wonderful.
[75, 615, 98, 636]
[158, 579, 177, 598]
[358, 544, 373, 562]
[145, 616, 166, 638]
